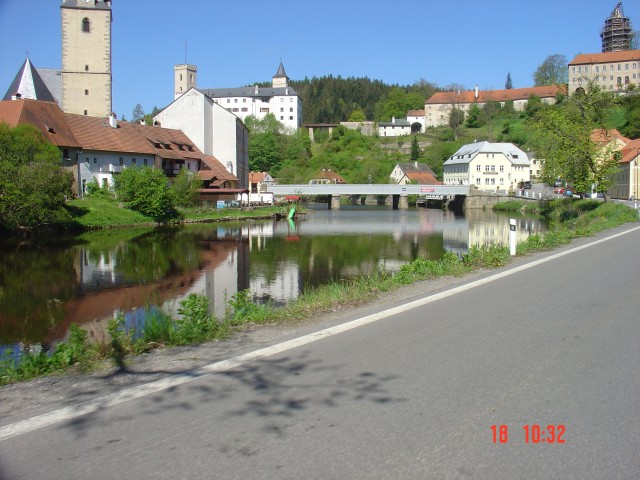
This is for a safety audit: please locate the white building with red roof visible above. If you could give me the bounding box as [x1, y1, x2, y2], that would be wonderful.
[424, 85, 565, 128]
[568, 50, 640, 94]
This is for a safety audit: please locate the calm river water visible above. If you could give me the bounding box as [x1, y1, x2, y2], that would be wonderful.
[0, 205, 545, 355]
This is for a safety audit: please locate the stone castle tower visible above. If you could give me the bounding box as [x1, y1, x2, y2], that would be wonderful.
[61, 0, 112, 117]
[601, 2, 632, 52]
[174, 64, 197, 99]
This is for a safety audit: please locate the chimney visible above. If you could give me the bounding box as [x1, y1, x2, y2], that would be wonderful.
[108, 113, 118, 129]
[254, 85, 259, 95]
[392, 116, 396, 124]
[140, 119, 146, 126]
[285, 87, 289, 95]
[11, 93, 21, 101]
[474, 85, 479, 101]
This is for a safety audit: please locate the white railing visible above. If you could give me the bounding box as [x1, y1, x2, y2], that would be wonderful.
[515, 190, 543, 200]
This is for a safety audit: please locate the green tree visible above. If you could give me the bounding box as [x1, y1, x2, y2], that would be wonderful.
[448, 107, 465, 140]
[132, 103, 145, 123]
[466, 104, 484, 128]
[482, 101, 502, 142]
[0, 123, 73, 232]
[410, 136, 422, 162]
[529, 82, 618, 198]
[349, 108, 366, 122]
[244, 113, 286, 134]
[249, 132, 281, 172]
[505, 72, 513, 90]
[533, 54, 568, 86]
[171, 169, 202, 207]
[619, 94, 640, 139]
[377, 88, 424, 121]
[114, 166, 178, 221]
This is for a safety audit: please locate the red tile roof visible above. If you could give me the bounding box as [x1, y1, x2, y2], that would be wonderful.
[619, 138, 640, 164]
[406, 172, 440, 185]
[198, 155, 237, 182]
[249, 171, 269, 183]
[0, 99, 80, 147]
[569, 50, 640, 65]
[590, 128, 630, 146]
[406, 109, 425, 116]
[314, 169, 345, 183]
[426, 85, 565, 105]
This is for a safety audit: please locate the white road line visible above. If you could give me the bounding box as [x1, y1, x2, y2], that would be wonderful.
[2, 225, 639, 442]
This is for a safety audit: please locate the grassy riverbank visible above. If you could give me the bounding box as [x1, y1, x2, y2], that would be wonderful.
[1, 199, 637, 386]
[65, 197, 298, 230]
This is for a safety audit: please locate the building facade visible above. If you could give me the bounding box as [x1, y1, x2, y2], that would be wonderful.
[153, 88, 249, 190]
[424, 86, 564, 128]
[568, 50, 640, 94]
[443, 141, 530, 192]
[174, 62, 302, 133]
[61, 0, 112, 117]
[377, 117, 411, 137]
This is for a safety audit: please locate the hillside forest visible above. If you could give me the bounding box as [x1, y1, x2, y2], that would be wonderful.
[245, 75, 640, 185]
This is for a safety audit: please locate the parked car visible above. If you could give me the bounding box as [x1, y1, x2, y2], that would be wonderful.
[554, 186, 565, 194]
[518, 181, 532, 189]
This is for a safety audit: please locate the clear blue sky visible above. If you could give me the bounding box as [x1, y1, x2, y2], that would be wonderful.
[1, 0, 638, 120]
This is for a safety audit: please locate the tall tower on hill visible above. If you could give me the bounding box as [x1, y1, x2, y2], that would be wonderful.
[601, 2, 632, 52]
[61, 0, 112, 117]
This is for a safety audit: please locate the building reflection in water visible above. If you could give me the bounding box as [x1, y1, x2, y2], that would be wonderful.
[0, 208, 545, 354]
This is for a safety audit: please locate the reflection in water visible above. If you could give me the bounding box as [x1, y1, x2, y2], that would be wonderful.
[0, 206, 545, 352]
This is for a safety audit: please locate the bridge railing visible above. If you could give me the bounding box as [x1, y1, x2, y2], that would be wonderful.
[266, 184, 470, 196]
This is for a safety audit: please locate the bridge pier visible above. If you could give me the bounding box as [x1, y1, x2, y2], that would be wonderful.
[330, 194, 341, 209]
[391, 194, 409, 210]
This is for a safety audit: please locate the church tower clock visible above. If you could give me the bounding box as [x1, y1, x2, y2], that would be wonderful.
[61, 0, 112, 117]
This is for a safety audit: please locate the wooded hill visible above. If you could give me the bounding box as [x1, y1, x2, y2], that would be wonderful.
[256, 75, 439, 124]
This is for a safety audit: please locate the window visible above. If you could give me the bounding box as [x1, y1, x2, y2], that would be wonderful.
[485, 165, 490, 172]
[131, 158, 136, 165]
[83, 110, 88, 115]
[476, 165, 481, 171]
[241, 107, 248, 112]
[243, 99, 246, 103]
[234, 99, 238, 103]
[226, 99, 230, 103]
[596, 66, 599, 73]
[289, 116, 293, 120]
[82, 18, 90, 33]
[260, 107, 269, 113]
[476, 178, 481, 185]
[84, 65, 89, 71]
[491, 165, 496, 172]
[290, 107, 293, 112]
[280, 108, 284, 112]
[625, 64, 629, 70]
[144, 158, 148, 166]
[119, 157, 124, 166]
[500, 165, 504, 172]
[280, 116, 284, 120]
[84, 89, 89, 95]
[93, 157, 97, 164]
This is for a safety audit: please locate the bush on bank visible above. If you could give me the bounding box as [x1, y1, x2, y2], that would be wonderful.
[1, 200, 637, 385]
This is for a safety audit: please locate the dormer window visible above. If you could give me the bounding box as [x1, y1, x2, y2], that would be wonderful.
[82, 18, 91, 33]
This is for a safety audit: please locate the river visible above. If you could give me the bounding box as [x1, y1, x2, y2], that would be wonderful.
[0, 205, 545, 355]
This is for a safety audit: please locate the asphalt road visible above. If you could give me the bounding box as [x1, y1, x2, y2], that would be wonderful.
[2, 225, 640, 480]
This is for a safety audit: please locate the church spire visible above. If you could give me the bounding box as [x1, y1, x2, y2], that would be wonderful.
[3, 58, 57, 102]
[272, 61, 289, 89]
